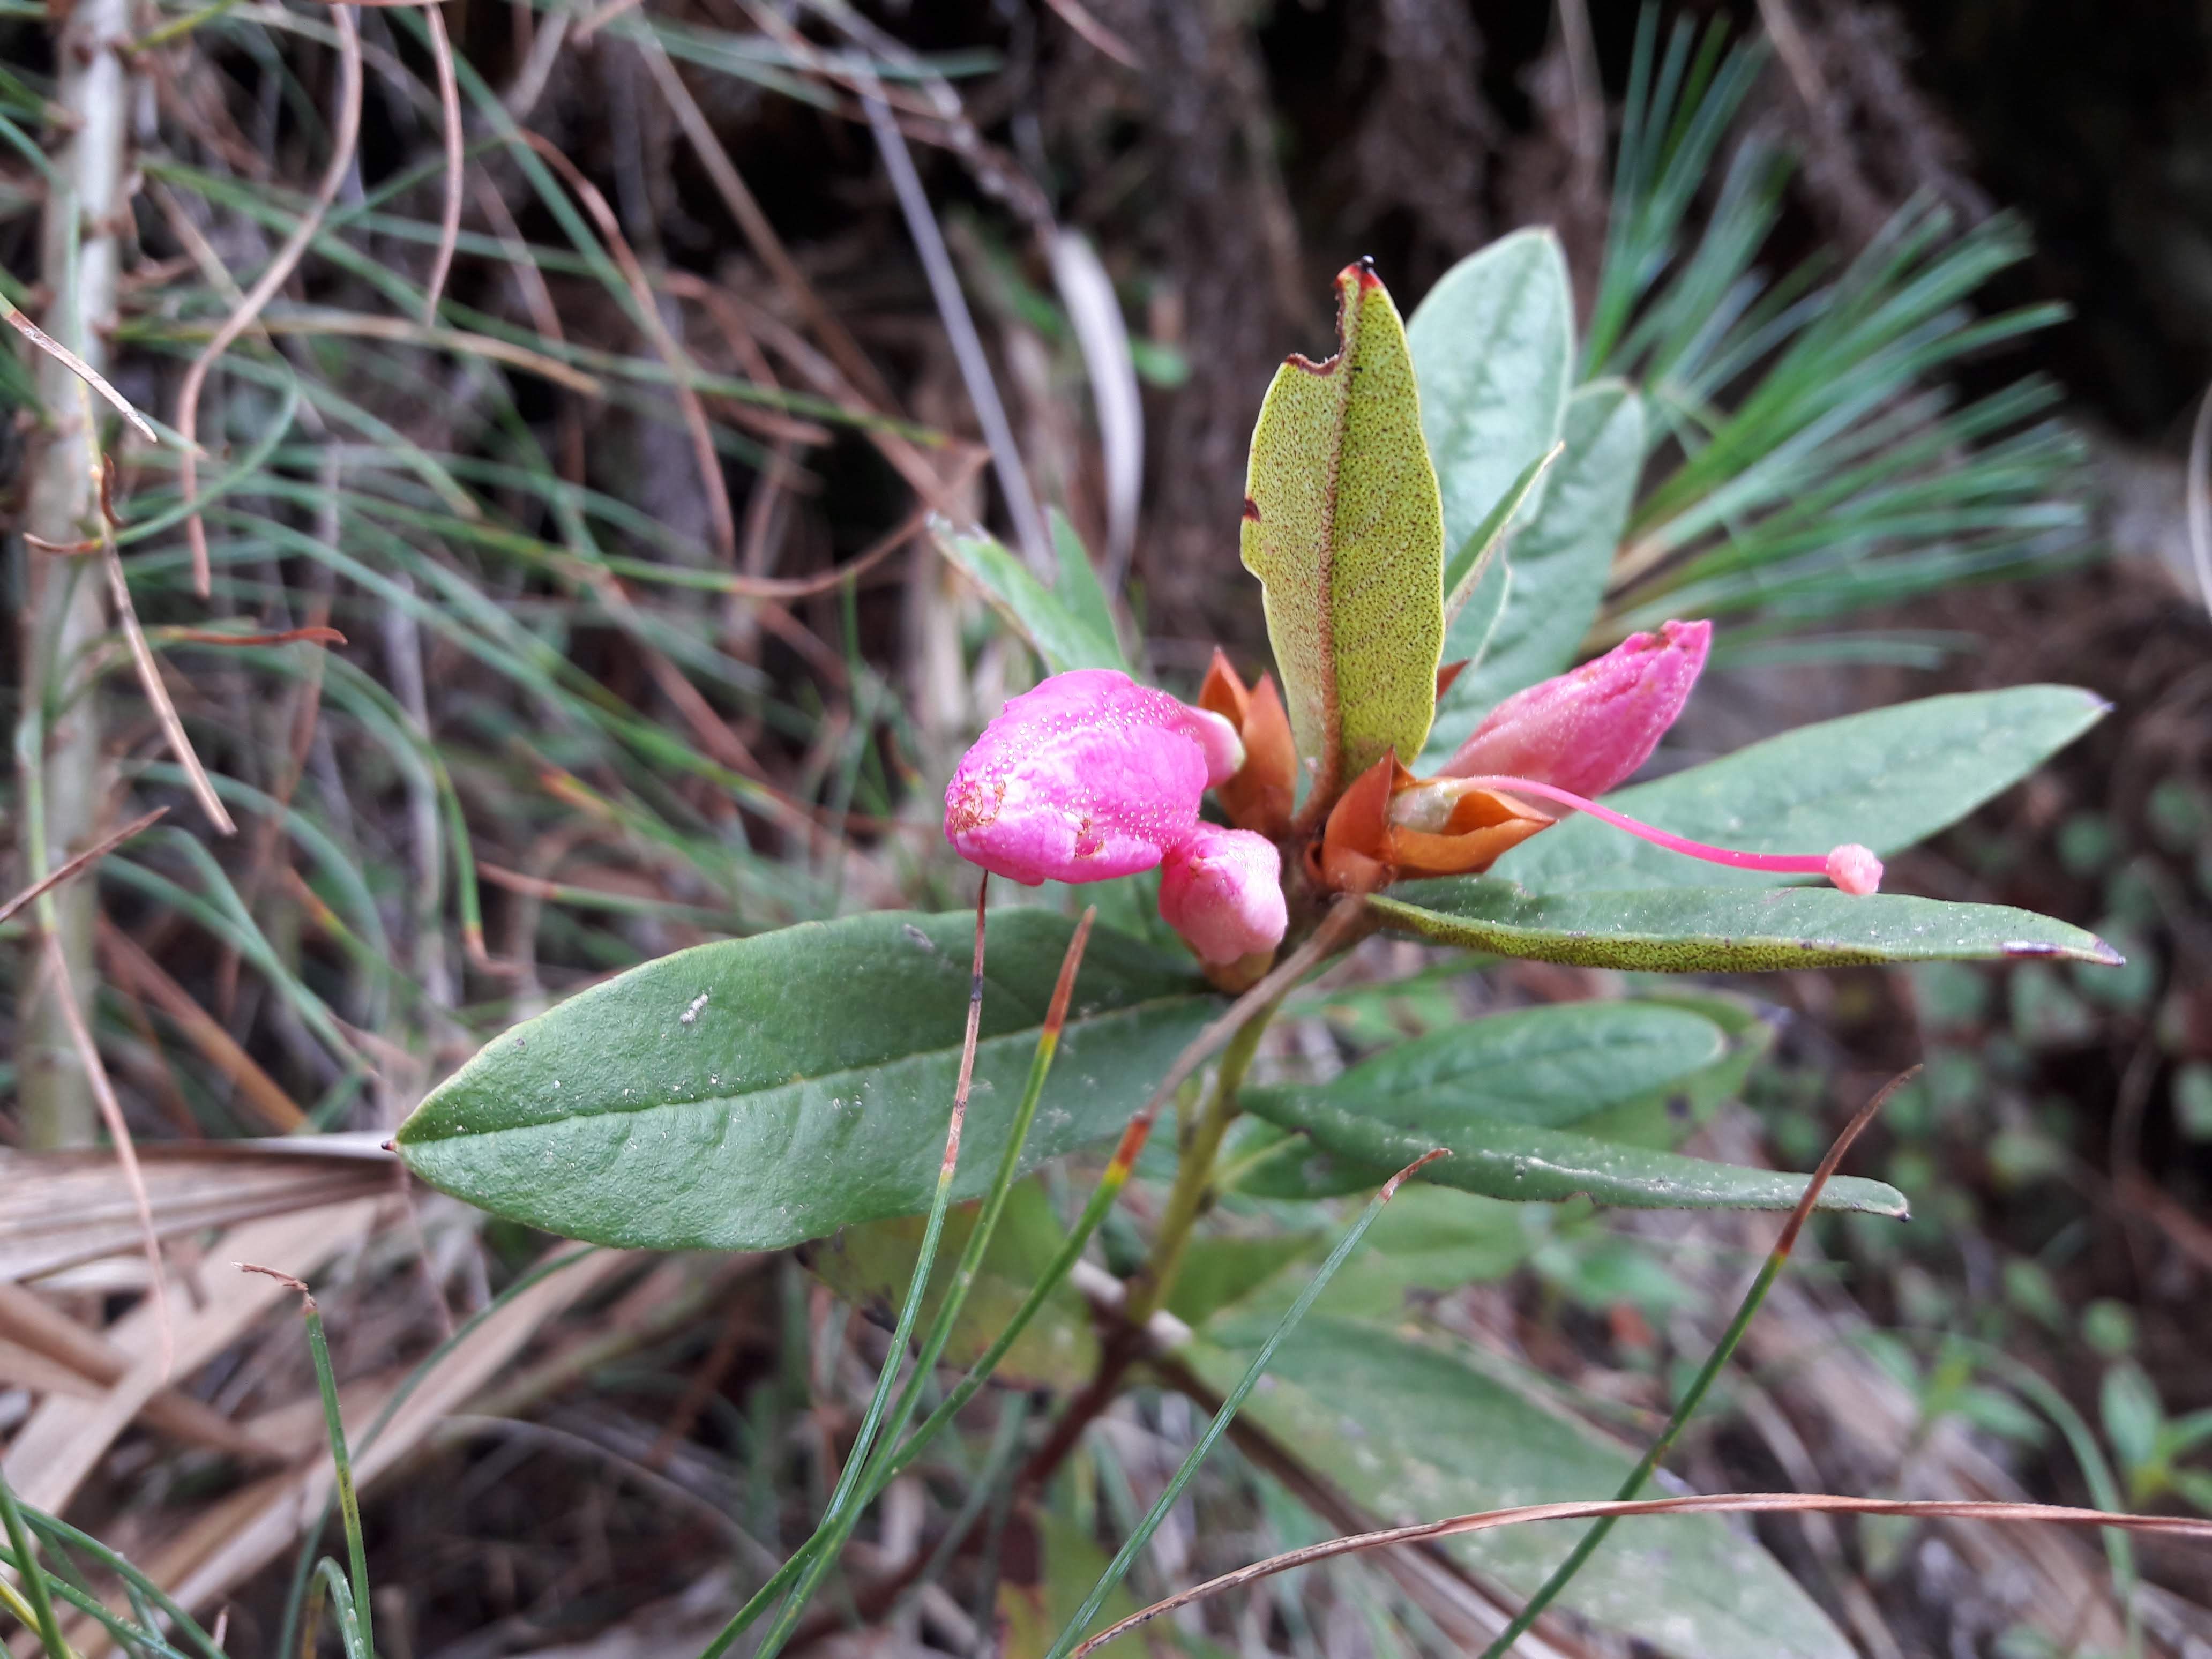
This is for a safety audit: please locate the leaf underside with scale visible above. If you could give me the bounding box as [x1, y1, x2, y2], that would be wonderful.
[1242, 263, 1446, 791]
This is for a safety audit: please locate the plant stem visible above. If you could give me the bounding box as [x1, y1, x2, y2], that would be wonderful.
[17, 0, 133, 1149]
[1120, 1000, 1276, 1329]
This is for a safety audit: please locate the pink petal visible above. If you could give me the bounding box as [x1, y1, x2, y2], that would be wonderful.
[944, 670, 1214, 886]
[1442, 618, 1712, 798]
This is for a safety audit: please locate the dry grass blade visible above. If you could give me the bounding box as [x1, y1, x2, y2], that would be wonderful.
[3, 300, 160, 444]
[2186, 378, 2212, 619]
[0, 1284, 275, 1461]
[235, 310, 603, 394]
[99, 540, 237, 834]
[96, 918, 307, 1132]
[519, 131, 738, 565]
[4, 1200, 380, 1522]
[1049, 230, 1143, 584]
[0, 1138, 387, 1284]
[36, 929, 171, 1376]
[1071, 1495, 2212, 1655]
[157, 625, 347, 647]
[0, 808, 165, 930]
[175, 1, 362, 597]
[702, 462, 979, 599]
[421, 1, 462, 323]
[633, 36, 895, 413]
[1038, 0, 1140, 68]
[107, 1247, 636, 1642]
[1474, 1065, 1923, 1659]
[861, 84, 1051, 573]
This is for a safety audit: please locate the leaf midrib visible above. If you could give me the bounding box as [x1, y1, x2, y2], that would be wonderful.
[400, 989, 1207, 1144]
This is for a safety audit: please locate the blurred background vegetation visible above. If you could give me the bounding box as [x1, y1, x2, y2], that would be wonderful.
[2, 1, 2210, 1656]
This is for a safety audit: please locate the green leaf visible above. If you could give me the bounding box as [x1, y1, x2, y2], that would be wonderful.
[1374, 877, 2121, 972]
[2102, 1362, 2164, 1476]
[1407, 228, 1574, 572]
[1231, 997, 1775, 1203]
[1045, 508, 1125, 665]
[1571, 991, 1775, 1148]
[1184, 1319, 1856, 1659]
[800, 1180, 1098, 1388]
[1163, 1231, 1328, 1328]
[1314, 1000, 1729, 1130]
[934, 518, 1127, 674]
[1242, 264, 1446, 790]
[1308, 1186, 1536, 1314]
[1441, 444, 1557, 621]
[394, 911, 1213, 1251]
[1243, 1076, 1906, 1215]
[1426, 381, 1645, 765]
[998, 1511, 1140, 1659]
[1498, 686, 2111, 894]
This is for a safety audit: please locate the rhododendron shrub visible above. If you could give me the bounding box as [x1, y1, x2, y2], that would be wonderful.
[394, 251, 2114, 1659]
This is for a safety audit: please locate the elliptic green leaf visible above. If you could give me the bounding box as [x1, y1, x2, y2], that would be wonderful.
[1407, 228, 1573, 580]
[1374, 877, 2121, 971]
[1242, 264, 1445, 791]
[1230, 998, 1773, 1202]
[1327, 1000, 1728, 1129]
[1184, 1320, 1857, 1659]
[1243, 1081, 1905, 1214]
[935, 517, 1128, 674]
[394, 910, 1213, 1251]
[1499, 686, 2109, 894]
[1426, 380, 1645, 765]
[801, 1181, 1098, 1388]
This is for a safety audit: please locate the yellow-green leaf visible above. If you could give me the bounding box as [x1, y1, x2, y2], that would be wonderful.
[1240, 262, 1445, 795]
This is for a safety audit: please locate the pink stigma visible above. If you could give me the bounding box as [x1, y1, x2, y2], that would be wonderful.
[1449, 775, 1885, 895]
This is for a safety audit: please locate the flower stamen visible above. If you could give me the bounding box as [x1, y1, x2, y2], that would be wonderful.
[1444, 774, 1884, 895]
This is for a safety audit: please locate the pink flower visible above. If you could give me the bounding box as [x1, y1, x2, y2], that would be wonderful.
[944, 670, 1243, 886]
[1441, 618, 1712, 798]
[1157, 824, 1289, 965]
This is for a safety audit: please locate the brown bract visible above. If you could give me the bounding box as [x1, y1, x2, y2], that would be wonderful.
[1310, 752, 1552, 894]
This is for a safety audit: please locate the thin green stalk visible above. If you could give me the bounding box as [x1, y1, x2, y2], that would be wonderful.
[1043, 1149, 1448, 1659]
[1122, 1002, 1275, 1328]
[12, 1512, 227, 1659]
[305, 1556, 367, 1659]
[743, 902, 1098, 1659]
[0, 1540, 205, 1659]
[727, 883, 997, 1659]
[697, 1042, 1167, 1653]
[1475, 1070, 1915, 1658]
[245, 1271, 376, 1659]
[273, 1245, 601, 1659]
[0, 1466, 72, 1659]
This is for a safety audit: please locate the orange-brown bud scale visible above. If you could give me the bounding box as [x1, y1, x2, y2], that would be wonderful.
[1199, 649, 1297, 837]
[1313, 753, 1557, 894]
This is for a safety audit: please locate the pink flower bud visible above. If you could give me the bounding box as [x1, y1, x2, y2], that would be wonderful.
[944, 670, 1240, 886]
[1157, 824, 1288, 965]
[1441, 618, 1712, 798]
